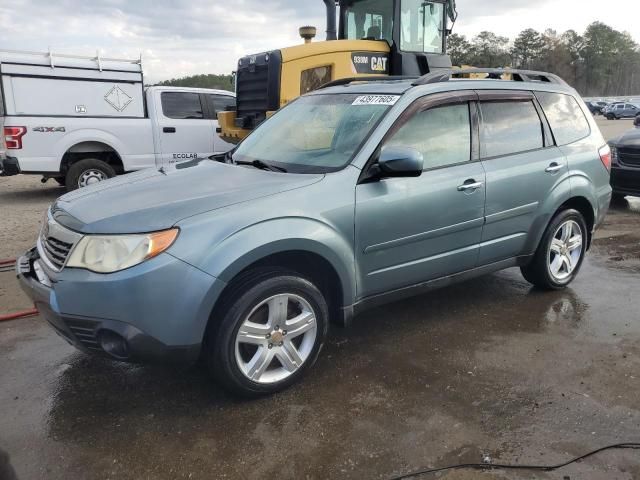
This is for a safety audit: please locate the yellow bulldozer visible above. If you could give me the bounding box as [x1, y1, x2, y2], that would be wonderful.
[219, 0, 458, 143]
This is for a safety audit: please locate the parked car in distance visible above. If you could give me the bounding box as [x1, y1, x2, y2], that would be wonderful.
[605, 102, 639, 120]
[587, 100, 608, 115]
[0, 49, 235, 191]
[610, 126, 640, 200]
[17, 69, 612, 396]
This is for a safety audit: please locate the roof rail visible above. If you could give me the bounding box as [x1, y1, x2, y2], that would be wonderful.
[318, 75, 418, 90]
[412, 68, 568, 86]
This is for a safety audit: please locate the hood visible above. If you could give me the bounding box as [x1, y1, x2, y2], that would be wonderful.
[53, 160, 323, 234]
[610, 127, 640, 147]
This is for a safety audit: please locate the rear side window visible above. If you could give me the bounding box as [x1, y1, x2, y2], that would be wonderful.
[385, 103, 471, 170]
[479, 100, 543, 158]
[206, 94, 236, 116]
[537, 92, 590, 145]
[161, 92, 204, 119]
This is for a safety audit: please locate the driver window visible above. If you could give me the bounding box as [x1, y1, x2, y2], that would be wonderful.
[385, 103, 471, 170]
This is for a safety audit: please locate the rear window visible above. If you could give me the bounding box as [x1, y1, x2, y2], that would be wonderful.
[479, 100, 544, 158]
[206, 94, 236, 115]
[161, 92, 204, 119]
[537, 92, 590, 145]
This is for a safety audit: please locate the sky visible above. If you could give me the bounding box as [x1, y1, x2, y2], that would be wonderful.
[1, 0, 638, 83]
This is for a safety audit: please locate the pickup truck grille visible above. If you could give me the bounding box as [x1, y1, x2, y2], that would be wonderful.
[37, 213, 83, 271]
[235, 50, 281, 129]
[619, 147, 640, 167]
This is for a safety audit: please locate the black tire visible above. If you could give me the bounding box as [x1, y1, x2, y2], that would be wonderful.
[520, 209, 588, 290]
[65, 158, 116, 192]
[206, 270, 329, 397]
[611, 193, 627, 204]
[54, 178, 66, 186]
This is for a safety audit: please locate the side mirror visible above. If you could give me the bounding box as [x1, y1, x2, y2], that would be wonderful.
[377, 146, 424, 178]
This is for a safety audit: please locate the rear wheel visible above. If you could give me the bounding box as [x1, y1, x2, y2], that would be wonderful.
[65, 158, 116, 191]
[207, 270, 329, 397]
[521, 209, 588, 290]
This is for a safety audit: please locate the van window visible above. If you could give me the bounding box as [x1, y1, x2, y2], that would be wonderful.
[537, 92, 590, 145]
[386, 103, 471, 169]
[480, 101, 543, 158]
[161, 92, 204, 119]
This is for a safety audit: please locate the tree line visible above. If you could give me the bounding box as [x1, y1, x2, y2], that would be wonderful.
[156, 73, 234, 91]
[448, 21, 640, 97]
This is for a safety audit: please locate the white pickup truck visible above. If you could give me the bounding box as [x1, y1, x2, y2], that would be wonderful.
[0, 49, 235, 190]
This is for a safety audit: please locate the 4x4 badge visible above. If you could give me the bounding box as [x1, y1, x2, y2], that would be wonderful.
[104, 85, 132, 112]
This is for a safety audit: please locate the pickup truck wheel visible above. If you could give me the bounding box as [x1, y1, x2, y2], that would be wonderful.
[207, 271, 329, 397]
[520, 209, 587, 290]
[65, 158, 115, 191]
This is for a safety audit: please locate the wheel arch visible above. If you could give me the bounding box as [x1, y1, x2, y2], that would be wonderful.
[54, 130, 127, 174]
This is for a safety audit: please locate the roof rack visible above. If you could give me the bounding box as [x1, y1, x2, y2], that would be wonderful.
[318, 75, 418, 90]
[412, 68, 568, 86]
[0, 48, 142, 71]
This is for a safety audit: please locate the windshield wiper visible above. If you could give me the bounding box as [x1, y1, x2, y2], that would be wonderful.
[234, 159, 287, 173]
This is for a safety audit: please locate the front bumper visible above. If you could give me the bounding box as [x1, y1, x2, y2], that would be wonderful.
[16, 248, 225, 364]
[0, 155, 20, 176]
[611, 166, 640, 197]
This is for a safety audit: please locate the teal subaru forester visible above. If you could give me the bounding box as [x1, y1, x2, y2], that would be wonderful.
[18, 69, 611, 396]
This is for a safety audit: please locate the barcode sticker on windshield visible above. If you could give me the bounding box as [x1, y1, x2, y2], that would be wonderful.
[352, 95, 400, 106]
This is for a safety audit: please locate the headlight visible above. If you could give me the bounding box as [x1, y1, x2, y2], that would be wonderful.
[66, 228, 179, 273]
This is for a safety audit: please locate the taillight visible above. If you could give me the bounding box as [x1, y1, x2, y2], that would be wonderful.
[4, 126, 27, 149]
[598, 144, 611, 172]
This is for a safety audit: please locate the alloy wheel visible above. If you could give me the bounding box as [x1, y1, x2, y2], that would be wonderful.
[78, 169, 108, 187]
[547, 219, 583, 281]
[234, 293, 317, 384]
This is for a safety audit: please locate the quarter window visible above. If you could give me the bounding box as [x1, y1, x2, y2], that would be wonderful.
[161, 92, 204, 119]
[536, 92, 590, 146]
[385, 103, 471, 170]
[479, 100, 543, 158]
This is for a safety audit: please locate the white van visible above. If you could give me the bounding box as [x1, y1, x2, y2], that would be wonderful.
[0, 49, 235, 190]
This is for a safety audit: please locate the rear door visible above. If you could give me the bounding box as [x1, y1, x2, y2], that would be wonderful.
[355, 91, 486, 298]
[204, 93, 236, 153]
[155, 90, 214, 168]
[477, 90, 566, 265]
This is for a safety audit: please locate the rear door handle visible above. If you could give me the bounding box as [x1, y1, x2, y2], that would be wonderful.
[545, 162, 563, 173]
[457, 180, 484, 192]
[163, 127, 176, 133]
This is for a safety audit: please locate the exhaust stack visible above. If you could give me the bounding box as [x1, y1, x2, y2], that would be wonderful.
[323, 0, 337, 40]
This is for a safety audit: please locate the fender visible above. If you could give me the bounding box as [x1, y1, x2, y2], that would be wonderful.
[521, 174, 594, 255]
[53, 128, 127, 166]
[194, 217, 357, 309]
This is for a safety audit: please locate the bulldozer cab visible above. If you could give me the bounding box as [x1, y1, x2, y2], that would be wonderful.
[218, 0, 456, 143]
[339, 0, 454, 75]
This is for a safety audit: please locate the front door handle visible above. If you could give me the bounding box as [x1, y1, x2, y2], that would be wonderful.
[457, 180, 484, 192]
[163, 127, 176, 133]
[545, 162, 563, 173]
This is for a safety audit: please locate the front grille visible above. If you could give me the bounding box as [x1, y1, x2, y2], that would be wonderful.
[235, 50, 281, 129]
[41, 236, 72, 269]
[619, 147, 640, 167]
[37, 211, 83, 271]
[66, 319, 102, 352]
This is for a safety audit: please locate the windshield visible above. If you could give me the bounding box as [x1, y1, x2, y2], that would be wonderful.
[400, 0, 445, 54]
[232, 93, 396, 173]
[343, 0, 394, 42]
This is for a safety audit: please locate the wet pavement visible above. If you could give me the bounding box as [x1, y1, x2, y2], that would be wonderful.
[1, 118, 639, 479]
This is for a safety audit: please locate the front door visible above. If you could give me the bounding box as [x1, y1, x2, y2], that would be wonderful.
[355, 92, 485, 298]
[477, 90, 567, 264]
[155, 90, 215, 168]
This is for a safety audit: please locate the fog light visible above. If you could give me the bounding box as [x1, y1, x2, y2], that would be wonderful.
[98, 330, 130, 360]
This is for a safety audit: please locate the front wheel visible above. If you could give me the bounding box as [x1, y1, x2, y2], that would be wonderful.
[65, 158, 116, 191]
[207, 271, 329, 397]
[521, 209, 588, 290]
